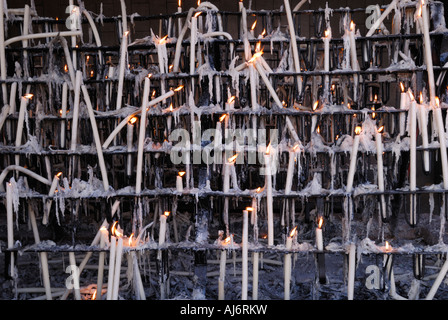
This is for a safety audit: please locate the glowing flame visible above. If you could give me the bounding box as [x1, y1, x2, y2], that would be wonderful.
[248, 51, 263, 64]
[251, 20, 257, 31]
[64, 64, 68, 72]
[293, 143, 300, 152]
[91, 290, 97, 300]
[255, 41, 262, 53]
[265, 143, 271, 155]
[417, 3, 422, 17]
[355, 126, 362, 135]
[23, 94, 33, 99]
[228, 154, 238, 164]
[228, 96, 235, 104]
[56, 172, 63, 178]
[128, 233, 134, 246]
[164, 211, 171, 217]
[313, 101, 319, 111]
[178, 0, 182, 7]
[178, 171, 186, 177]
[385, 241, 391, 252]
[400, 82, 405, 93]
[378, 126, 384, 134]
[128, 116, 137, 125]
[324, 29, 331, 38]
[223, 236, 232, 245]
[350, 21, 355, 32]
[256, 187, 262, 193]
[289, 226, 298, 238]
[124, 31, 129, 37]
[419, 92, 423, 104]
[261, 28, 266, 37]
[194, 12, 202, 18]
[246, 207, 254, 212]
[435, 96, 440, 107]
[158, 35, 168, 45]
[174, 85, 184, 92]
[219, 114, 227, 122]
[147, 73, 153, 78]
[169, 103, 174, 112]
[318, 217, 323, 229]
[111, 221, 123, 238]
[408, 88, 415, 101]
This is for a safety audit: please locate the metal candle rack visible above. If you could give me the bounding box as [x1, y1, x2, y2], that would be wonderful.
[1, 0, 448, 300]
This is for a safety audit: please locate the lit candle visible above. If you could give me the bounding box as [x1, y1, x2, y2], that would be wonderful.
[43, 172, 62, 225]
[60, 82, 68, 148]
[112, 236, 124, 300]
[285, 144, 299, 195]
[417, 93, 430, 173]
[156, 35, 168, 96]
[116, 31, 129, 110]
[218, 235, 231, 300]
[241, 208, 249, 300]
[176, 171, 185, 192]
[159, 211, 170, 246]
[126, 116, 137, 176]
[434, 97, 448, 189]
[347, 242, 356, 300]
[265, 144, 274, 246]
[135, 76, 151, 194]
[323, 28, 331, 95]
[409, 90, 417, 226]
[315, 217, 324, 251]
[224, 154, 238, 193]
[346, 126, 362, 193]
[375, 126, 387, 220]
[284, 226, 297, 300]
[399, 82, 408, 136]
[106, 235, 117, 300]
[15, 93, 33, 165]
[96, 226, 107, 300]
[190, 12, 201, 76]
[178, 0, 183, 37]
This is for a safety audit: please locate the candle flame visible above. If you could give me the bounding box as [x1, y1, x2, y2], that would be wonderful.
[164, 211, 171, 217]
[223, 236, 232, 245]
[174, 85, 184, 92]
[228, 154, 238, 164]
[255, 41, 262, 53]
[350, 21, 355, 32]
[256, 187, 262, 193]
[129, 116, 138, 125]
[324, 29, 331, 38]
[128, 233, 134, 246]
[246, 207, 254, 212]
[318, 217, 324, 229]
[64, 64, 68, 72]
[400, 82, 405, 93]
[169, 103, 174, 112]
[313, 101, 319, 111]
[251, 20, 257, 31]
[219, 114, 227, 122]
[378, 126, 384, 133]
[56, 172, 63, 178]
[159, 35, 168, 45]
[111, 221, 123, 238]
[289, 226, 298, 238]
[435, 96, 440, 107]
[23, 93, 33, 99]
[194, 12, 202, 18]
[265, 143, 271, 155]
[355, 126, 362, 135]
[228, 96, 235, 104]
[293, 143, 300, 152]
[385, 241, 391, 252]
[248, 51, 263, 64]
[178, 171, 186, 177]
[408, 89, 415, 101]
[147, 73, 153, 78]
[91, 290, 97, 300]
[417, 3, 423, 17]
[419, 92, 424, 104]
[124, 31, 129, 37]
[261, 28, 266, 37]
[178, 0, 181, 7]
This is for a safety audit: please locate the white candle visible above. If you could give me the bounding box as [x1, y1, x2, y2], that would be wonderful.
[417, 0, 436, 105]
[177, 0, 183, 36]
[409, 90, 417, 226]
[135, 77, 151, 194]
[434, 97, 448, 189]
[15, 93, 33, 165]
[375, 126, 387, 220]
[249, 64, 258, 110]
[254, 60, 283, 108]
[346, 126, 361, 193]
[285, 144, 299, 195]
[347, 242, 356, 300]
[126, 117, 137, 176]
[190, 12, 201, 76]
[60, 82, 68, 148]
[218, 235, 231, 300]
[70, 71, 82, 151]
[265, 145, 274, 246]
[106, 235, 117, 300]
[224, 154, 237, 193]
[399, 83, 408, 136]
[159, 211, 170, 246]
[349, 21, 359, 101]
[106, 66, 115, 108]
[112, 236, 124, 300]
[157, 35, 168, 98]
[241, 209, 249, 300]
[417, 96, 430, 173]
[252, 251, 259, 300]
[283, 0, 302, 94]
[176, 171, 185, 192]
[43, 172, 62, 225]
[284, 226, 297, 300]
[116, 31, 129, 111]
[323, 28, 331, 96]
[0, 1, 7, 104]
[69, 252, 81, 300]
[96, 226, 107, 300]
[311, 100, 319, 133]
[6, 182, 13, 250]
[316, 217, 324, 251]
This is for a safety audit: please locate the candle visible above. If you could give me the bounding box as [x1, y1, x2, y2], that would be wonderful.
[346, 126, 362, 193]
[96, 226, 107, 300]
[106, 66, 115, 108]
[284, 226, 297, 300]
[409, 90, 417, 226]
[190, 12, 201, 76]
[177, 0, 183, 37]
[70, 71, 82, 151]
[347, 242, 356, 300]
[15, 93, 33, 165]
[156, 35, 168, 96]
[311, 100, 319, 133]
[176, 171, 185, 192]
[417, 0, 436, 105]
[417, 93, 430, 173]
[265, 144, 274, 246]
[112, 236, 124, 300]
[399, 83, 408, 136]
[0, 1, 7, 105]
[126, 116, 137, 176]
[6, 182, 14, 250]
[434, 97, 448, 189]
[241, 208, 249, 300]
[218, 235, 231, 300]
[116, 31, 129, 110]
[106, 235, 117, 300]
[224, 154, 238, 193]
[315, 217, 324, 251]
[135, 77, 151, 194]
[159, 211, 170, 246]
[283, 0, 302, 94]
[323, 28, 331, 96]
[252, 251, 259, 300]
[60, 82, 68, 148]
[43, 172, 62, 225]
[375, 126, 387, 220]
[349, 21, 359, 101]
[285, 144, 299, 195]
